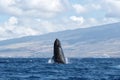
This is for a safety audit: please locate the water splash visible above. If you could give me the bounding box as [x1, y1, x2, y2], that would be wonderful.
[65, 58, 69, 64]
[48, 58, 69, 64]
[48, 58, 54, 64]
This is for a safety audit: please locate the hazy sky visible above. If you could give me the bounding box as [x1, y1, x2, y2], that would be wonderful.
[0, 0, 120, 40]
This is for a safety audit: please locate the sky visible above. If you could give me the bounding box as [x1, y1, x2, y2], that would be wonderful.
[0, 0, 120, 40]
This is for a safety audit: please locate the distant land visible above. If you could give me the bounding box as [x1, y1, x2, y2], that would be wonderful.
[0, 22, 120, 58]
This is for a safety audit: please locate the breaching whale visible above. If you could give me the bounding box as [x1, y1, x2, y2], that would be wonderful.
[52, 39, 66, 64]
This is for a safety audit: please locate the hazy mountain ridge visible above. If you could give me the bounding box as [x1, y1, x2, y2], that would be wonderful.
[0, 22, 120, 58]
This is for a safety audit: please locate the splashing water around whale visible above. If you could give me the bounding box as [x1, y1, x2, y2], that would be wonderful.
[48, 58, 69, 64]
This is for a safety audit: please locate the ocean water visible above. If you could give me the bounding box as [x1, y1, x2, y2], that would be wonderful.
[0, 58, 120, 80]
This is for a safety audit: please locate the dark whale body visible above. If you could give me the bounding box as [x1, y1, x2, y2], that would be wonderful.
[52, 39, 66, 64]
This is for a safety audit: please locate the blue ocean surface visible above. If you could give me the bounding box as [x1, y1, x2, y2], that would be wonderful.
[0, 58, 120, 80]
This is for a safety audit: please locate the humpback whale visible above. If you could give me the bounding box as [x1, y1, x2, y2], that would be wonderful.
[52, 39, 66, 64]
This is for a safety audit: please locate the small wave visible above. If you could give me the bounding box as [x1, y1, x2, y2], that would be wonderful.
[112, 65, 120, 69]
[48, 58, 69, 64]
[29, 60, 33, 62]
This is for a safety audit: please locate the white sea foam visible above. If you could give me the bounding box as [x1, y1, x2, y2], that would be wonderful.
[48, 58, 54, 64]
[65, 58, 69, 64]
[48, 58, 69, 64]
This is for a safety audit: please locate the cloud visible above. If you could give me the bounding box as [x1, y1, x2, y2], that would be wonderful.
[0, 0, 70, 40]
[70, 16, 84, 24]
[86, 4, 101, 11]
[0, 0, 22, 16]
[71, 0, 120, 26]
[0, 16, 39, 40]
[102, 0, 120, 17]
[0, 0, 67, 18]
[7, 16, 18, 25]
[0, 0, 120, 40]
[69, 16, 115, 29]
[72, 3, 102, 14]
[72, 4, 87, 14]
[0, 16, 67, 40]
[14, 27, 39, 36]
[3, 17, 17, 31]
[17, 17, 66, 33]
[24, 0, 64, 12]
[72, 0, 120, 18]
[102, 17, 120, 24]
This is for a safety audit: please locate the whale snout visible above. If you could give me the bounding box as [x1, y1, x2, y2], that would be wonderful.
[54, 39, 61, 47]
